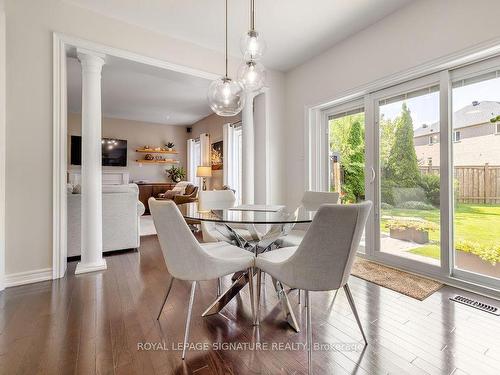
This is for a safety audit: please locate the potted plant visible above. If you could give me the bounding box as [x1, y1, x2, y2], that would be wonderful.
[387, 219, 437, 244]
[165, 142, 175, 151]
[166, 166, 186, 183]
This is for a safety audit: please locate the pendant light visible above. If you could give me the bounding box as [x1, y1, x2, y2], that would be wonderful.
[240, 0, 266, 61]
[238, 0, 266, 92]
[207, 0, 245, 116]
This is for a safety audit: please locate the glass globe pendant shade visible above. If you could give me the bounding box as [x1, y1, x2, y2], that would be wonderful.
[207, 77, 246, 117]
[240, 30, 266, 61]
[238, 60, 266, 92]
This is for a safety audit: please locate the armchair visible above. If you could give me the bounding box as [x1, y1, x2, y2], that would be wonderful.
[157, 181, 198, 204]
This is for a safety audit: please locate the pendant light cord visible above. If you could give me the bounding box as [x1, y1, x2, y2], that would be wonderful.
[250, 0, 255, 31]
[225, 0, 228, 78]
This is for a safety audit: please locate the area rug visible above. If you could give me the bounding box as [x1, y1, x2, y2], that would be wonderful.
[351, 258, 443, 300]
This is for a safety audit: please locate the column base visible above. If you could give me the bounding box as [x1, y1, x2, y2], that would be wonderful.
[75, 258, 107, 275]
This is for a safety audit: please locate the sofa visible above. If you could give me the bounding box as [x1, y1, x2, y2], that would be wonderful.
[157, 181, 199, 204]
[67, 184, 145, 257]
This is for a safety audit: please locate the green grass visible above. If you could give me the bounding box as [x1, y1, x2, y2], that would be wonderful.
[381, 204, 500, 259]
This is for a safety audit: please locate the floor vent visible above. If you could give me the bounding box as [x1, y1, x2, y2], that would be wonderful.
[450, 295, 500, 316]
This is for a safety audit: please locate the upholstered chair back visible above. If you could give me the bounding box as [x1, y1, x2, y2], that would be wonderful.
[293, 191, 341, 231]
[287, 201, 371, 291]
[301, 191, 340, 210]
[198, 190, 236, 211]
[149, 198, 225, 281]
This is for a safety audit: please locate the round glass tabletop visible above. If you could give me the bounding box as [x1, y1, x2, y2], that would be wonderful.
[178, 202, 315, 224]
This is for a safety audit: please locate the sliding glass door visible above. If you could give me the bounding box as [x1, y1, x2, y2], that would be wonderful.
[316, 56, 500, 293]
[373, 76, 442, 269]
[450, 60, 500, 284]
[325, 102, 367, 252]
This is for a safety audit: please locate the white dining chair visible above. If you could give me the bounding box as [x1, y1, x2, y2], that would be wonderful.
[279, 190, 340, 248]
[149, 198, 256, 360]
[198, 190, 237, 243]
[255, 201, 372, 374]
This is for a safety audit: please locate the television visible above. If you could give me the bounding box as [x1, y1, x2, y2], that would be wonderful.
[70, 136, 128, 167]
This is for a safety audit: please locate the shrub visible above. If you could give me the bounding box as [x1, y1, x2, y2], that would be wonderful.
[455, 240, 500, 265]
[418, 174, 440, 207]
[381, 180, 396, 206]
[393, 187, 427, 207]
[397, 201, 435, 210]
[381, 202, 394, 210]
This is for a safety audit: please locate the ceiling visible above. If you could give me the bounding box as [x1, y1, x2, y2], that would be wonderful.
[65, 0, 415, 71]
[67, 55, 213, 125]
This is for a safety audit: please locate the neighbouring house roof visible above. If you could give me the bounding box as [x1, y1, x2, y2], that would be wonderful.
[414, 101, 500, 137]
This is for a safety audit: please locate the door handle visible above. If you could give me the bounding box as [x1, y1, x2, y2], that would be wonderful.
[370, 167, 376, 183]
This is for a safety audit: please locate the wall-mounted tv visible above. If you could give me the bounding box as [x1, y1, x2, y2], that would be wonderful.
[70, 136, 128, 167]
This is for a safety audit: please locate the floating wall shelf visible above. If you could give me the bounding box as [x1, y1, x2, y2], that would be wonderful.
[136, 159, 179, 164]
[136, 149, 178, 154]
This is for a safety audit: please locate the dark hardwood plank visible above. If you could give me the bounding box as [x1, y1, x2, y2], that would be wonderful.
[1, 234, 500, 374]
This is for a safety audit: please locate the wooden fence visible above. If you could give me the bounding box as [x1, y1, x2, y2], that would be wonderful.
[419, 164, 500, 204]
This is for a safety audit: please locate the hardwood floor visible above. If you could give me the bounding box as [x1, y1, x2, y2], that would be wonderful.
[1, 235, 500, 374]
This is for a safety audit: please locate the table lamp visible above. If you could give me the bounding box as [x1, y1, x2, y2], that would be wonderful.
[196, 166, 212, 191]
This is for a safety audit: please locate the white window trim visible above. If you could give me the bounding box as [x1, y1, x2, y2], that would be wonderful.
[453, 130, 461, 142]
[305, 39, 500, 299]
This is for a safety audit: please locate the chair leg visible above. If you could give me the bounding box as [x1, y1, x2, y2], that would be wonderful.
[157, 277, 175, 320]
[217, 277, 222, 297]
[182, 281, 197, 360]
[343, 284, 368, 345]
[255, 269, 262, 325]
[305, 291, 312, 374]
[247, 268, 255, 324]
[298, 289, 301, 304]
[332, 289, 339, 304]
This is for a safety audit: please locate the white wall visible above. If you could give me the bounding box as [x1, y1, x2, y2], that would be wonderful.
[0, 0, 6, 290]
[67, 113, 188, 182]
[190, 112, 240, 190]
[285, 0, 500, 207]
[3, 0, 286, 278]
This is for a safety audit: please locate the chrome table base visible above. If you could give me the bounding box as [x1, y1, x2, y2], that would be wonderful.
[201, 223, 301, 332]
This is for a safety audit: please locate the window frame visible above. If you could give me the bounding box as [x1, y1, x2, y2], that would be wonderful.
[307, 45, 500, 298]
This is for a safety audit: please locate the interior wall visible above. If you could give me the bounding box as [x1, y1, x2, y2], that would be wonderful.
[3, 0, 285, 277]
[0, 0, 6, 291]
[190, 112, 241, 190]
[67, 113, 188, 183]
[285, 0, 500, 207]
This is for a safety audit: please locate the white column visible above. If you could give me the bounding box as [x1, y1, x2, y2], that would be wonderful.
[75, 49, 107, 274]
[241, 93, 256, 204]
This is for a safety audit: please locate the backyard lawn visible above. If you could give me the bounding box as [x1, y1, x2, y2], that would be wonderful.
[381, 204, 500, 260]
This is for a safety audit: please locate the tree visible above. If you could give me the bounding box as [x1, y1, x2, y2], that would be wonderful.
[342, 120, 365, 202]
[386, 103, 420, 187]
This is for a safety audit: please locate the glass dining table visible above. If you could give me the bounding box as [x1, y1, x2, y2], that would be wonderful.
[178, 202, 315, 332]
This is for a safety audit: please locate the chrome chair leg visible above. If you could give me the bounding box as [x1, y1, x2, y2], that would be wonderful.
[247, 268, 255, 324]
[343, 284, 368, 345]
[332, 289, 339, 304]
[157, 277, 175, 320]
[305, 290, 312, 374]
[182, 281, 197, 360]
[217, 277, 222, 297]
[255, 269, 262, 325]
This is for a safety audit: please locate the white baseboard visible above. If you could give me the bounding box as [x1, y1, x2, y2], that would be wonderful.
[5, 268, 53, 288]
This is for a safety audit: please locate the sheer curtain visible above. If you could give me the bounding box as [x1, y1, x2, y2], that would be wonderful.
[186, 139, 196, 183]
[187, 138, 201, 185]
[223, 123, 242, 202]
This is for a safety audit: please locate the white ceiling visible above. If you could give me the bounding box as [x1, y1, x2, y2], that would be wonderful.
[67, 55, 213, 125]
[65, 0, 415, 71]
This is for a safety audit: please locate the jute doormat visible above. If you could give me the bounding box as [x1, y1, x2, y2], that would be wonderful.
[351, 258, 443, 300]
